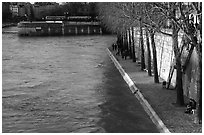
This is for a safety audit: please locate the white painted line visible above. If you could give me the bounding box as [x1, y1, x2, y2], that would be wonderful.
[107, 48, 170, 133]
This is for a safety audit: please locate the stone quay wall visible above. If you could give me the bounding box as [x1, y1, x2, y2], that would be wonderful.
[130, 28, 199, 101]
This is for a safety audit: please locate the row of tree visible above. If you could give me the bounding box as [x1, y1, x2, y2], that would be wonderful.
[34, 2, 97, 17]
[97, 2, 202, 123]
[2, 2, 98, 22]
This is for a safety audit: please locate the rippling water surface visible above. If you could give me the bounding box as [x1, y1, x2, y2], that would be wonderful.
[2, 28, 158, 133]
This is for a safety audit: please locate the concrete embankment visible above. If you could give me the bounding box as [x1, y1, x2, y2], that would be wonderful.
[107, 48, 170, 133]
[17, 21, 102, 36]
[2, 31, 18, 34]
[2, 23, 17, 28]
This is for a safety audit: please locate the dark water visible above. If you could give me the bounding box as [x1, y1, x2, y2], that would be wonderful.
[2, 28, 158, 133]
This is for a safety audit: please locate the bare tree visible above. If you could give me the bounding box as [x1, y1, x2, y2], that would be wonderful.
[152, 2, 202, 121]
[139, 18, 146, 70]
[98, 2, 160, 81]
[98, 3, 202, 122]
[145, 27, 152, 76]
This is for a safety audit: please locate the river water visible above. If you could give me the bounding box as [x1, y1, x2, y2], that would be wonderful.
[2, 27, 158, 133]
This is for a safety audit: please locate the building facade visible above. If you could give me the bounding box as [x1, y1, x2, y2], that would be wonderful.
[9, 2, 32, 20]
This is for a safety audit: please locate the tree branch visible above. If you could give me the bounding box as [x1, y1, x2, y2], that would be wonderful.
[158, 30, 172, 37]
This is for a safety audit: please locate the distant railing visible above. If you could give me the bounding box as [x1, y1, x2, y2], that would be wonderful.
[45, 16, 66, 21]
[44, 16, 98, 22]
[64, 21, 100, 26]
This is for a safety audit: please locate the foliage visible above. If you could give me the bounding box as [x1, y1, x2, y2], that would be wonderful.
[2, 2, 12, 22]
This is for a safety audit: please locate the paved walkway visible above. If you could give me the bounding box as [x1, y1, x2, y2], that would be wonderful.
[108, 47, 202, 133]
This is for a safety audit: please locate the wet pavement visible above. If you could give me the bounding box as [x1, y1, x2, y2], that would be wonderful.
[2, 28, 158, 133]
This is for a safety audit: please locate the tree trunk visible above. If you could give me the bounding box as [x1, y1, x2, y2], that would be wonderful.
[131, 27, 136, 62]
[172, 22, 184, 106]
[125, 31, 128, 51]
[175, 56, 184, 105]
[121, 33, 124, 58]
[117, 33, 122, 55]
[146, 29, 152, 76]
[117, 33, 120, 46]
[128, 29, 132, 59]
[150, 31, 159, 83]
[140, 20, 145, 70]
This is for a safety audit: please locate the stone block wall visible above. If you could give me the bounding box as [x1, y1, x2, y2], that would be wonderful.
[132, 28, 199, 101]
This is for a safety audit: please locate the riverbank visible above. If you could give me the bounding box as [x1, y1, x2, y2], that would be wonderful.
[2, 22, 17, 28]
[108, 47, 202, 133]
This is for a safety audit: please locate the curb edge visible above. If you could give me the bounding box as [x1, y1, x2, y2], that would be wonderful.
[106, 48, 170, 133]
